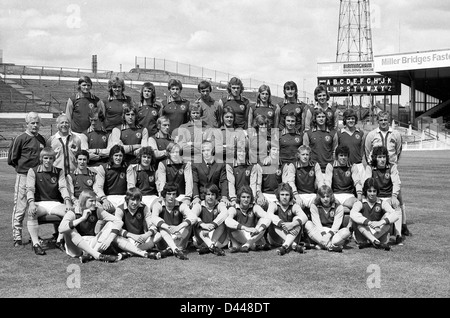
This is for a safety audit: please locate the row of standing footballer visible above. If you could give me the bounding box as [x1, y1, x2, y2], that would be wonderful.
[7, 76, 410, 262]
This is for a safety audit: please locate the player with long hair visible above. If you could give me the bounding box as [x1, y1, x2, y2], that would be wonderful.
[304, 184, 351, 252]
[151, 183, 197, 260]
[58, 190, 122, 263]
[276, 81, 307, 132]
[191, 183, 228, 256]
[113, 187, 163, 259]
[137, 81, 162, 136]
[103, 77, 133, 132]
[225, 185, 271, 253]
[350, 178, 399, 250]
[266, 183, 308, 255]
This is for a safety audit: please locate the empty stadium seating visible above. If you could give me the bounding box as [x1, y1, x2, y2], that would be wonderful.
[0, 117, 55, 148]
[0, 64, 287, 150]
[0, 80, 30, 103]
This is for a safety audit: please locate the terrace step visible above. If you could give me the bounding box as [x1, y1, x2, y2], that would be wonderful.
[1, 79, 44, 102]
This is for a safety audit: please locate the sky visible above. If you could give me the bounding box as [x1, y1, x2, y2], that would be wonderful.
[1, 0, 450, 101]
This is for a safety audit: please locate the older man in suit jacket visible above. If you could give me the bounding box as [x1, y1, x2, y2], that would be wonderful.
[191, 141, 230, 207]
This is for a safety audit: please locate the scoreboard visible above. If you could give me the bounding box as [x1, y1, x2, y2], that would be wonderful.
[317, 75, 401, 96]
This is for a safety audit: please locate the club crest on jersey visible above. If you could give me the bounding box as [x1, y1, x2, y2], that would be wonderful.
[89, 103, 95, 109]
[245, 170, 251, 176]
[50, 177, 57, 184]
[246, 210, 254, 218]
[86, 179, 93, 187]
[136, 132, 142, 139]
[295, 137, 300, 143]
[152, 110, 158, 116]
[178, 169, 184, 175]
[88, 215, 97, 223]
[325, 136, 331, 142]
[148, 175, 154, 182]
[102, 136, 107, 142]
[295, 107, 301, 114]
[375, 206, 381, 213]
[329, 210, 335, 218]
[309, 170, 315, 177]
[180, 105, 186, 111]
[355, 134, 361, 140]
[240, 104, 245, 111]
[276, 169, 282, 176]
[39, 144, 45, 149]
[345, 171, 351, 177]
[385, 172, 390, 179]
[122, 103, 129, 109]
[120, 173, 125, 179]
[136, 212, 143, 220]
[327, 111, 333, 118]
[268, 111, 273, 117]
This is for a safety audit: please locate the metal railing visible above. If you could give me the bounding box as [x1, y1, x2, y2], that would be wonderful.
[0, 100, 51, 113]
[134, 56, 315, 100]
[2, 64, 114, 80]
[2, 61, 316, 101]
[0, 149, 8, 159]
[392, 119, 450, 150]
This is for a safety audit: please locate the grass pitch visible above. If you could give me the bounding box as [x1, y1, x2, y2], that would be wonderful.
[0, 150, 449, 300]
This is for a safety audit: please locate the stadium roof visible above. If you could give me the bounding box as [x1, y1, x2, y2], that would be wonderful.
[374, 48, 450, 101]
